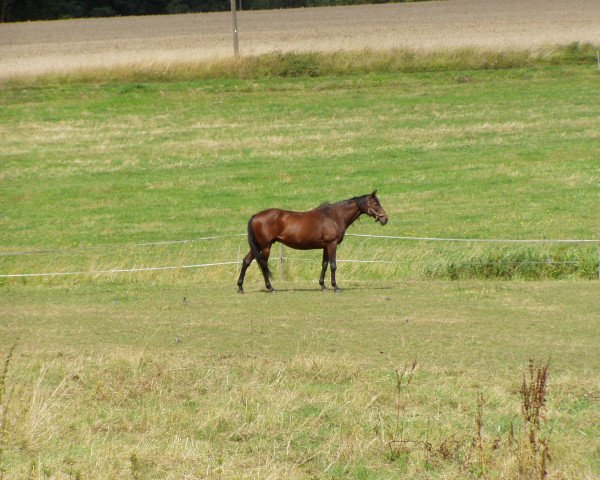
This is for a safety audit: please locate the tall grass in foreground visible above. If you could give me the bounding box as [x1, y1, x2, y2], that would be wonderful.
[0, 343, 17, 480]
[1, 280, 598, 478]
[0, 346, 564, 479]
[3, 42, 599, 85]
[382, 360, 552, 479]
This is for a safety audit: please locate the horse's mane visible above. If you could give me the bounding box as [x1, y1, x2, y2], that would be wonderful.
[317, 195, 368, 211]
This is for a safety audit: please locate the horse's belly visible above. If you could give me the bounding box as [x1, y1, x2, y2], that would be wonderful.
[277, 228, 328, 250]
[280, 238, 324, 250]
[278, 230, 340, 250]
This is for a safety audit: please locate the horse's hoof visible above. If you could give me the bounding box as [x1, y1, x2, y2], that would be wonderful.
[237, 288, 244, 294]
[321, 286, 328, 292]
[334, 287, 342, 293]
[268, 288, 277, 293]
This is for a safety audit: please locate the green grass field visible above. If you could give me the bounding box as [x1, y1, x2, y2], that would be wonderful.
[1, 57, 599, 478]
[1, 63, 599, 283]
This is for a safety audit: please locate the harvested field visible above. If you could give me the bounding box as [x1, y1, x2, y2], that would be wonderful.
[1, 0, 600, 80]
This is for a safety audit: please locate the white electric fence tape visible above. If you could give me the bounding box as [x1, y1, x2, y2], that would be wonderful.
[1, 233, 597, 278]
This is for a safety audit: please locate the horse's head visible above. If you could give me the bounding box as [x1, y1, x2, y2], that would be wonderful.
[364, 190, 388, 225]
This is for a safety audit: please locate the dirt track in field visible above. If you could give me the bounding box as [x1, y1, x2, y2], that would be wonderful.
[1, 0, 599, 79]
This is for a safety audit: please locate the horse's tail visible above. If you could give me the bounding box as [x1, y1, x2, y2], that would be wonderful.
[247, 216, 272, 279]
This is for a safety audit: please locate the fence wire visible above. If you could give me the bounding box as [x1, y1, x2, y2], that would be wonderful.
[1, 233, 598, 278]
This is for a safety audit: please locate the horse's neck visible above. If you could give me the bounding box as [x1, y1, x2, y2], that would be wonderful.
[335, 200, 362, 229]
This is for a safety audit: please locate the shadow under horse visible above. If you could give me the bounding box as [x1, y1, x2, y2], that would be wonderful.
[237, 191, 388, 293]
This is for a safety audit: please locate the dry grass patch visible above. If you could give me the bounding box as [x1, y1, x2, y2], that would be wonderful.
[0, 280, 599, 478]
[2, 350, 592, 478]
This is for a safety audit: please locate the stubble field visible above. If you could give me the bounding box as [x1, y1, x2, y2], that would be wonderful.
[2, 0, 600, 80]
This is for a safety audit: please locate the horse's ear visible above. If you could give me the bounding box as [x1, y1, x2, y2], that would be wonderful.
[371, 190, 377, 197]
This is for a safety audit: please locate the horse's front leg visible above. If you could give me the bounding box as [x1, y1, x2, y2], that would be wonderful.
[326, 243, 341, 292]
[319, 249, 329, 291]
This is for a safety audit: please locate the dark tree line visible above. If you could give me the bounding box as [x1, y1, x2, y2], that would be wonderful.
[1, 0, 405, 22]
[2, 0, 226, 22]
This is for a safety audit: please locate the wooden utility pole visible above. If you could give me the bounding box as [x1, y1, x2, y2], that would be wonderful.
[229, 0, 239, 58]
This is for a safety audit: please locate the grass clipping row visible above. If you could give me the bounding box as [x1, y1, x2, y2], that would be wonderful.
[5, 42, 599, 85]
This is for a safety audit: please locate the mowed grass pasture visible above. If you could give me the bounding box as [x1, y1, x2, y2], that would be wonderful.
[1, 57, 600, 478]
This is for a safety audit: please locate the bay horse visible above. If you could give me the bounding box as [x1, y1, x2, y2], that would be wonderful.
[237, 191, 388, 293]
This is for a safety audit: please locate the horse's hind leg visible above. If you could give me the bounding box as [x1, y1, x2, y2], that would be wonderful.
[319, 249, 329, 291]
[237, 250, 254, 293]
[260, 246, 275, 292]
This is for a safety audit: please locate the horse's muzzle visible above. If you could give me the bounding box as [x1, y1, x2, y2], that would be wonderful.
[379, 216, 388, 225]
